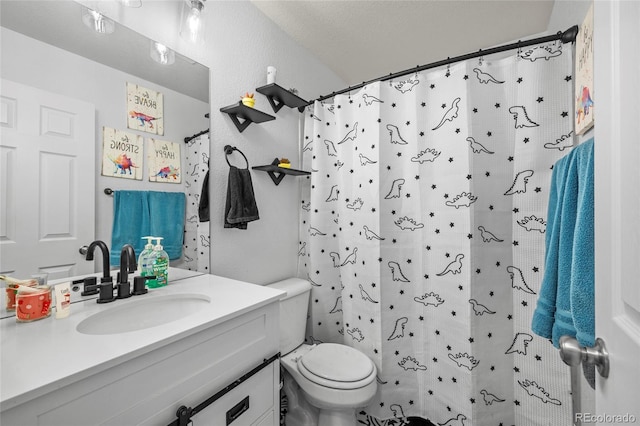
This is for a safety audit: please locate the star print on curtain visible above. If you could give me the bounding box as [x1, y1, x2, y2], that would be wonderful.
[177, 132, 210, 273]
[298, 41, 575, 426]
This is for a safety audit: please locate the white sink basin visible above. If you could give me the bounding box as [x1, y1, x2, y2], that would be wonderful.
[76, 294, 211, 335]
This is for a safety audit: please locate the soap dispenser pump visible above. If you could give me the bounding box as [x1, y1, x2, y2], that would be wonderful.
[139, 236, 157, 288]
[150, 237, 169, 288]
[139, 237, 154, 263]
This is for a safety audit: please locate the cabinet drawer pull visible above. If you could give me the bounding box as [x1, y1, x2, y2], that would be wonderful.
[226, 396, 249, 425]
[168, 353, 279, 426]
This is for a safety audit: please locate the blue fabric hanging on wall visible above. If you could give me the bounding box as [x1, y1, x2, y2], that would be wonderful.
[532, 138, 595, 348]
[111, 190, 185, 264]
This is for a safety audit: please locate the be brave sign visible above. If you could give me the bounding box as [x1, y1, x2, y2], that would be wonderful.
[127, 83, 164, 135]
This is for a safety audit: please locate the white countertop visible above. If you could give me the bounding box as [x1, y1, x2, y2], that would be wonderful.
[0, 273, 285, 411]
[0, 267, 204, 319]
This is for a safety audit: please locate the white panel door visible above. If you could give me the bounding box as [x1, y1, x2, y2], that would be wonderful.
[594, 0, 640, 422]
[0, 79, 95, 279]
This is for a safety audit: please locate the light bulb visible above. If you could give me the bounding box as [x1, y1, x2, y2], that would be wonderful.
[150, 41, 175, 65]
[121, 0, 142, 7]
[180, 0, 205, 44]
[186, 9, 201, 35]
[82, 7, 115, 34]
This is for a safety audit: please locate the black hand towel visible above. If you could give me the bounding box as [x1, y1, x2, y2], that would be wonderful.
[224, 166, 259, 229]
[198, 169, 210, 222]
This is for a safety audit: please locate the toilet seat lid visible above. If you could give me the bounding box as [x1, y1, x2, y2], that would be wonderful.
[299, 343, 374, 384]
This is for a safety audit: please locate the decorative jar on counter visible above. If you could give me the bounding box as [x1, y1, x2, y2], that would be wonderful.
[15, 286, 52, 322]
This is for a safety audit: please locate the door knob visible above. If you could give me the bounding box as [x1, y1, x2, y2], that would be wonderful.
[559, 336, 586, 423]
[79, 245, 88, 256]
[559, 335, 610, 378]
[559, 336, 609, 425]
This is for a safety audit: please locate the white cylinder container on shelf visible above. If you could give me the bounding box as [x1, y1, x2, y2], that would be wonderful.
[267, 66, 277, 84]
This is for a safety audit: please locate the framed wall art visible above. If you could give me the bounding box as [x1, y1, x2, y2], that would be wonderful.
[575, 3, 594, 135]
[101, 126, 143, 180]
[147, 138, 181, 183]
[127, 82, 164, 135]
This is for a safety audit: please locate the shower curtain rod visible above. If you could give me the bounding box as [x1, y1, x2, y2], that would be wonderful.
[308, 25, 579, 105]
[184, 128, 210, 143]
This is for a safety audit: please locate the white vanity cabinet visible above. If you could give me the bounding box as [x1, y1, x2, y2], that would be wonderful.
[0, 275, 283, 426]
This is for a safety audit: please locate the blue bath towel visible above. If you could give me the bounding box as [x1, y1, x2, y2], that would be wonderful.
[570, 139, 594, 347]
[531, 152, 570, 341]
[148, 191, 185, 260]
[111, 190, 185, 264]
[531, 138, 594, 348]
[111, 190, 151, 265]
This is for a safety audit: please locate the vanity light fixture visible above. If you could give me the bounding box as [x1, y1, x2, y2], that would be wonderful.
[81, 6, 115, 35]
[180, 0, 206, 44]
[150, 41, 176, 65]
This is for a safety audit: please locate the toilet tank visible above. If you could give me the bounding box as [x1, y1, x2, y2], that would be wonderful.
[266, 278, 311, 355]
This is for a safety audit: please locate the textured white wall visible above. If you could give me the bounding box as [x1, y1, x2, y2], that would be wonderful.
[205, 1, 345, 284]
[547, 0, 592, 36]
[74, 0, 346, 284]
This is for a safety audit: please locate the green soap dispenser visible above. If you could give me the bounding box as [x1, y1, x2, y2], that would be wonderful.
[150, 237, 169, 288]
[139, 236, 157, 288]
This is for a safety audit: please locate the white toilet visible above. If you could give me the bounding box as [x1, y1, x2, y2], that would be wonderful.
[268, 278, 377, 426]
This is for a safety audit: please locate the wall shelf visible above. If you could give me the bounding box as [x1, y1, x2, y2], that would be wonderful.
[255, 84, 308, 113]
[219, 101, 275, 133]
[252, 158, 311, 186]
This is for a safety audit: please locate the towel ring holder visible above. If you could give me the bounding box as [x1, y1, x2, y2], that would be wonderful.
[224, 145, 249, 169]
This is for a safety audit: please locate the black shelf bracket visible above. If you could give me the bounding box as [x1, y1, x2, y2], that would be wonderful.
[219, 102, 275, 133]
[255, 84, 308, 113]
[265, 96, 285, 114]
[252, 158, 311, 186]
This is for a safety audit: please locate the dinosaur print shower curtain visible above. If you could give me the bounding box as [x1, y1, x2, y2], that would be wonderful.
[298, 42, 574, 426]
[176, 132, 210, 273]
